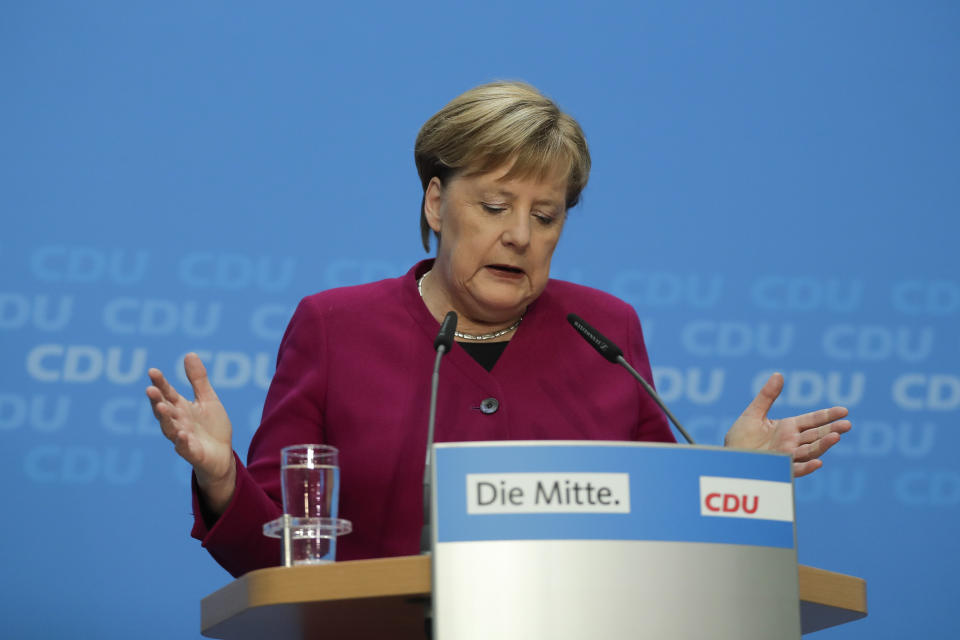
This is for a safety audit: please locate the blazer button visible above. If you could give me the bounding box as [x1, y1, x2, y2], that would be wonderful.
[480, 398, 499, 414]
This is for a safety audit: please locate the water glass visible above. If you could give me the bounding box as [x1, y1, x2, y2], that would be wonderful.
[280, 444, 340, 564]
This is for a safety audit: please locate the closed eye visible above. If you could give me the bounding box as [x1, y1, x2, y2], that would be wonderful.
[481, 202, 507, 213]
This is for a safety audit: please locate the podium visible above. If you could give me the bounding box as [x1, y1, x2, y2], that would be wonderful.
[202, 442, 867, 638]
[200, 556, 866, 638]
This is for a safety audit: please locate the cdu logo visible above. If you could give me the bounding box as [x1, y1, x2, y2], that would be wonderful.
[750, 276, 862, 312]
[30, 246, 149, 284]
[0, 294, 74, 331]
[891, 280, 960, 316]
[178, 252, 295, 291]
[704, 492, 759, 514]
[652, 367, 725, 405]
[681, 321, 795, 358]
[610, 271, 724, 309]
[699, 476, 794, 522]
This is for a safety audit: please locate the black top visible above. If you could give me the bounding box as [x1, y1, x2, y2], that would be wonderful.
[457, 340, 509, 372]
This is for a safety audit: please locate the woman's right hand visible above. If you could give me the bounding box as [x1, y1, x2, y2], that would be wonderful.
[146, 352, 237, 515]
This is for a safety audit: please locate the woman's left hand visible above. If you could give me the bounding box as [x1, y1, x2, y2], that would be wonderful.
[724, 373, 852, 477]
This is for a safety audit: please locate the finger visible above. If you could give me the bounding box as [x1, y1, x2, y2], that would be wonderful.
[739, 373, 784, 421]
[145, 386, 167, 420]
[793, 458, 823, 478]
[796, 425, 823, 447]
[148, 368, 183, 405]
[147, 386, 195, 444]
[828, 419, 853, 435]
[796, 420, 851, 446]
[793, 432, 842, 463]
[788, 406, 850, 432]
[183, 353, 219, 403]
[145, 386, 175, 429]
[149, 395, 185, 442]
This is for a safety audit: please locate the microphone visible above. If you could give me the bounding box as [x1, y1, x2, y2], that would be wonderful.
[434, 310, 457, 351]
[567, 313, 695, 445]
[567, 313, 623, 363]
[422, 311, 457, 553]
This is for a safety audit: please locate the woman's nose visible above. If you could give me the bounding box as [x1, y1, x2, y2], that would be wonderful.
[501, 211, 531, 249]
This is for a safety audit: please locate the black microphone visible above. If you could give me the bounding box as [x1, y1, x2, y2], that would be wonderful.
[422, 311, 457, 554]
[434, 310, 457, 351]
[568, 313, 623, 363]
[567, 313, 695, 445]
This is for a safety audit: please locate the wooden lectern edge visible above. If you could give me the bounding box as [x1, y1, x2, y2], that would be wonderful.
[201, 555, 431, 629]
[798, 564, 868, 613]
[202, 555, 866, 632]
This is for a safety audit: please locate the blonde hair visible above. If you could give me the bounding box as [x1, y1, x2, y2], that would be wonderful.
[415, 81, 591, 251]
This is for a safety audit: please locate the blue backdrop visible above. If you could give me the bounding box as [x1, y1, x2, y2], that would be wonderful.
[2, 2, 957, 638]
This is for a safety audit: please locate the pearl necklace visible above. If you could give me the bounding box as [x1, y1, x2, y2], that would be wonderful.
[417, 270, 523, 341]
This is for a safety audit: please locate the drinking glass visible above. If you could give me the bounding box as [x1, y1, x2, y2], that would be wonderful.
[280, 444, 340, 564]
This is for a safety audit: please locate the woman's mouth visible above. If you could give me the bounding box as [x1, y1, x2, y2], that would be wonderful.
[486, 264, 525, 278]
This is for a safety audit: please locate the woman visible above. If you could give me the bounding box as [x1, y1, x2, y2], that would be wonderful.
[146, 82, 850, 578]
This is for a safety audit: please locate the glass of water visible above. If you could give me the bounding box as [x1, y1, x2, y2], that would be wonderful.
[279, 444, 341, 564]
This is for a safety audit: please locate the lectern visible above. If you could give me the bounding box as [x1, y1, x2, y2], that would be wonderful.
[201, 442, 867, 639]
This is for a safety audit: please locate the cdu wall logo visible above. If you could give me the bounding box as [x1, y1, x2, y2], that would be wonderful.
[652, 366, 726, 405]
[750, 276, 863, 312]
[891, 280, 960, 315]
[0, 294, 74, 330]
[610, 271, 724, 309]
[29, 246, 150, 284]
[176, 252, 296, 291]
[821, 325, 934, 362]
[26, 345, 148, 384]
[681, 321, 795, 358]
[0, 394, 71, 431]
[101, 298, 222, 337]
[892, 373, 960, 411]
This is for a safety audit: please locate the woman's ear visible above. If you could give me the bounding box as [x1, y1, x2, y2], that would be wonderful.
[423, 177, 444, 233]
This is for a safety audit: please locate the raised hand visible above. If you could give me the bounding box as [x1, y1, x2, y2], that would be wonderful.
[146, 353, 237, 513]
[724, 373, 852, 477]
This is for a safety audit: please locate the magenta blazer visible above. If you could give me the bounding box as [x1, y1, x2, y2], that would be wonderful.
[191, 260, 674, 577]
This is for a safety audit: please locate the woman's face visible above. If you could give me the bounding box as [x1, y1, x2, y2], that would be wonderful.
[424, 163, 567, 326]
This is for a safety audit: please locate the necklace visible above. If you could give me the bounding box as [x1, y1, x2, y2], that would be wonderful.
[417, 270, 523, 341]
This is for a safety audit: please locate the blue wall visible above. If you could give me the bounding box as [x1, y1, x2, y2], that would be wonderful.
[2, 2, 957, 638]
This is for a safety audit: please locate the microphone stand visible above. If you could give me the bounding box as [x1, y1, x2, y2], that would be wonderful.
[421, 311, 456, 640]
[567, 313, 695, 445]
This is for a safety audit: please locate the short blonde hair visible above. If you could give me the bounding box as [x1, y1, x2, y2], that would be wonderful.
[415, 81, 591, 252]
